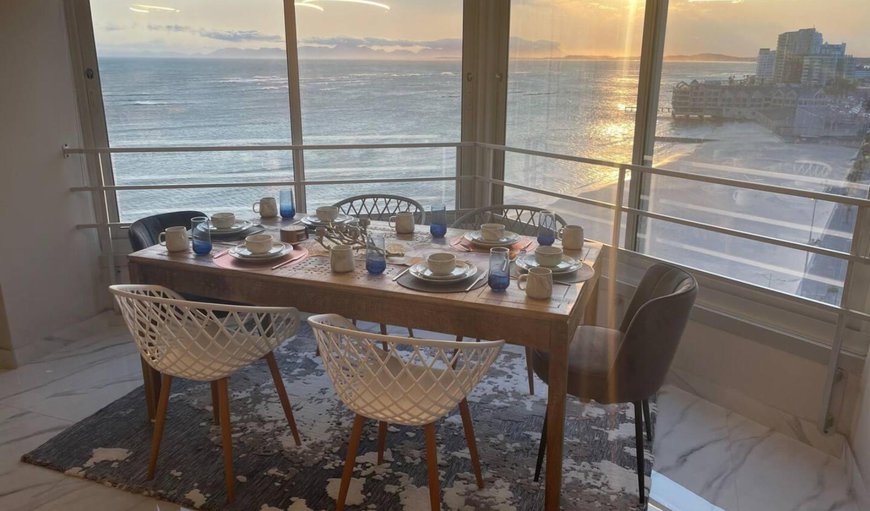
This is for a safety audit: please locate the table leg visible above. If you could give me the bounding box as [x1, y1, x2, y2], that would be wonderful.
[140, 356, 161, 422]
[544, 333, 570, 510]
[583, 278, 600, 325]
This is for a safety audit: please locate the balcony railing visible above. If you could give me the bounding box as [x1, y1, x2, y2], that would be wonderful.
[63, 140, 870, 433]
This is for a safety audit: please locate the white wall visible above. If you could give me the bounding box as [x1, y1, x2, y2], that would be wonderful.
[0, 0, 107, 367]
[850, 351, 870, 506]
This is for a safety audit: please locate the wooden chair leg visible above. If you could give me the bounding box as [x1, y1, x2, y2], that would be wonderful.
[524, 347, 535, 395]
[147, 373, 172, 479]
[337, 415, 366, 511]
[642, 399, 652, 441]
[534, 409, 547, 482]
[377, 421, 388, 464]
[210, 381, 220, 424]
[217, 378, 235, 503]
[380, 324, 390, 351]
[264, 352, 302, 446]
[423, 423, 441, 511]
[633, 401, 645, 505]
[407, 327, 414, 337]
[458, 399, 484, 489]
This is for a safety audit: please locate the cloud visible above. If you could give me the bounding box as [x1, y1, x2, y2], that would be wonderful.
[296, 36, 558, 58]
[147, 24, 284, 43]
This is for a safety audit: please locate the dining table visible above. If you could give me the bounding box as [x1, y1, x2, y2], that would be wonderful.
[127, 215, 603, 510]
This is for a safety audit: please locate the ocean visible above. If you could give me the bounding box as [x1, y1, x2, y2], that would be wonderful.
[98, 57, 756, 221]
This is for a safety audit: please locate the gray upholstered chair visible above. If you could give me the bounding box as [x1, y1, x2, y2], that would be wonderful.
[532, 263, 698, 504]
[128, 210, 206, 252]
[451, 204, 568, 395]
[332, 194, 426, 224]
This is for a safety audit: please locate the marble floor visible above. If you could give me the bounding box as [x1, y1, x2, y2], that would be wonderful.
[0, 312, 860, 511]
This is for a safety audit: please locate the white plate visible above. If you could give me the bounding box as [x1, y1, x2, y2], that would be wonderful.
[229, 242, 290, 261]
[206, 220, 253, 234]
[300, 214, 356, 226]
[409, 260, 478, 282]
[464, 231, 520, 247]
[516, 253, 582, 274]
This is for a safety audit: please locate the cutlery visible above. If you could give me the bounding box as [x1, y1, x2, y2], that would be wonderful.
[451, 240, 472, 252]
[518, 239, 533, 251]
[391, 266, 411, 281]
[271, 252, 306, 270]
[212, 248, 231, 259]
[465, 271, 488, 292]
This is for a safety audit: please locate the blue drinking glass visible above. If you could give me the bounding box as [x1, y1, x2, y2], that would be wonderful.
[537, 210, 557, 246]
[190, 216, 212, 255]
[365, 234, 387, 275]
[488, 247, 510, 291]
[430, 203, 447, 238]
[280, 189, 296, 219]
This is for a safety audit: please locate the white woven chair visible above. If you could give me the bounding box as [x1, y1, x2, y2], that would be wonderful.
[308, 314, 503, 511]
[110, 284, 302, 504]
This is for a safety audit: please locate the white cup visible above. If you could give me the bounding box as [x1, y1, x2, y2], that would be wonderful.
[518, 267, 554, 300]
[330, 244, 355, 273]
[316, 206, 340, 222]
[480, 223, 506, 241]
[245, 233, 273, 255]
[560, 225, 584, 251]
[535, 246, 563, 267]
[211, 212, 236, 229]
[252, 197, 278, 219]
[389, 211, 416, 234]
[427, 252, 456, 276]
[158, 226, 189, 253]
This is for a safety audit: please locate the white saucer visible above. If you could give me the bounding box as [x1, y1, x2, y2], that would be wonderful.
[516, 253, 583, 274]
[206, 220, 253, 235]
[409, 260, 477, 282]
[300, 214, 355, 226]
[464, 231, 520, 248]
[229, 242, 290, 261]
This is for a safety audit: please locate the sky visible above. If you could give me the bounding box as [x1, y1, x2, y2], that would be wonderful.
[91, 0, 870, 59]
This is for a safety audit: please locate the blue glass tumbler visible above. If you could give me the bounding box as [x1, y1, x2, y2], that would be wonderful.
[537, 210, 557, 246]
[280, 189, 296, 219]
[488, 247, 510, 290]
[191, 216, 212, 255]
[430, 203, 447, 238]
[365, 234, 387, 275]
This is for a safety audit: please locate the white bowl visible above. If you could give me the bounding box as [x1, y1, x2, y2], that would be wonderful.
[316, 206, 340, 222]
[427, 252, 457, 276]
[245, 234, 273, 255]
[535, 246, 563, 267]
[211, 212, 236, 229]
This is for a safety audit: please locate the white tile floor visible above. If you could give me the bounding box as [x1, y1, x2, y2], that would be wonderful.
[0, 312, 860, 511]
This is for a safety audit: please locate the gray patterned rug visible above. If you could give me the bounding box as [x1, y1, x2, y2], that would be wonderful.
[22, 324, 652, 510]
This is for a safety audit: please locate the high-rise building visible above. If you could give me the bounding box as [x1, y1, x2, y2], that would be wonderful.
[756, 48, 776, 82]
[774, 28, 823, 83]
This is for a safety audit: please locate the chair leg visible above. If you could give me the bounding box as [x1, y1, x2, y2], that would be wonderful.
[337, 414, 366, 511]
[534, 409, 548, 482]
[455, 335, 463, 342]
[458, 399, 484, 489]
[210, 381, 220, 424]
[377, 421, 388, 465]
[147, 374, 172, 480]
[217, 378, 235, 503]
[264, 352, 302, 446]
[524, 347, 535, 395]
[423, 423, 441, 511]
[633, 401, 645, 505]
[642, 399, 652, 441]
[407, 327, 414, 337]
[380, 324, 390, 351]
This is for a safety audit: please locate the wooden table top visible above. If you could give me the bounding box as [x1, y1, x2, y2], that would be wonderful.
[128, 218, 602, 341]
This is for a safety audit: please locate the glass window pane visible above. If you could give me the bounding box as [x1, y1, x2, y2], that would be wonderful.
[504, 0, 645, 233]
[89, 1, 292, 220]
[645, 2, 870, 304]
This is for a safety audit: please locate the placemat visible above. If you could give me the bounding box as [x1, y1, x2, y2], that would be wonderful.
[212, 246, 308, 271]
[396, 267, 487, 293]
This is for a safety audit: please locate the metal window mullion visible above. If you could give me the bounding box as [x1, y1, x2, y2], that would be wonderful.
[627, 0, 669, 252]
[283, 0, 306, 213]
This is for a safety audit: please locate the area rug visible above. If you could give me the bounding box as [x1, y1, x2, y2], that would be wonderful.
[22, 324, 653, 510]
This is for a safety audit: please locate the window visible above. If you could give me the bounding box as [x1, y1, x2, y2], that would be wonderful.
[90, 0, 292, 221]
[294, 0, 463, 209]
[641, 0, 870, 304]
[504, 0, 646, 242]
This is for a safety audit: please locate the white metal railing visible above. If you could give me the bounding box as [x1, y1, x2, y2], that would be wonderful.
[64, 140, 870, 433]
